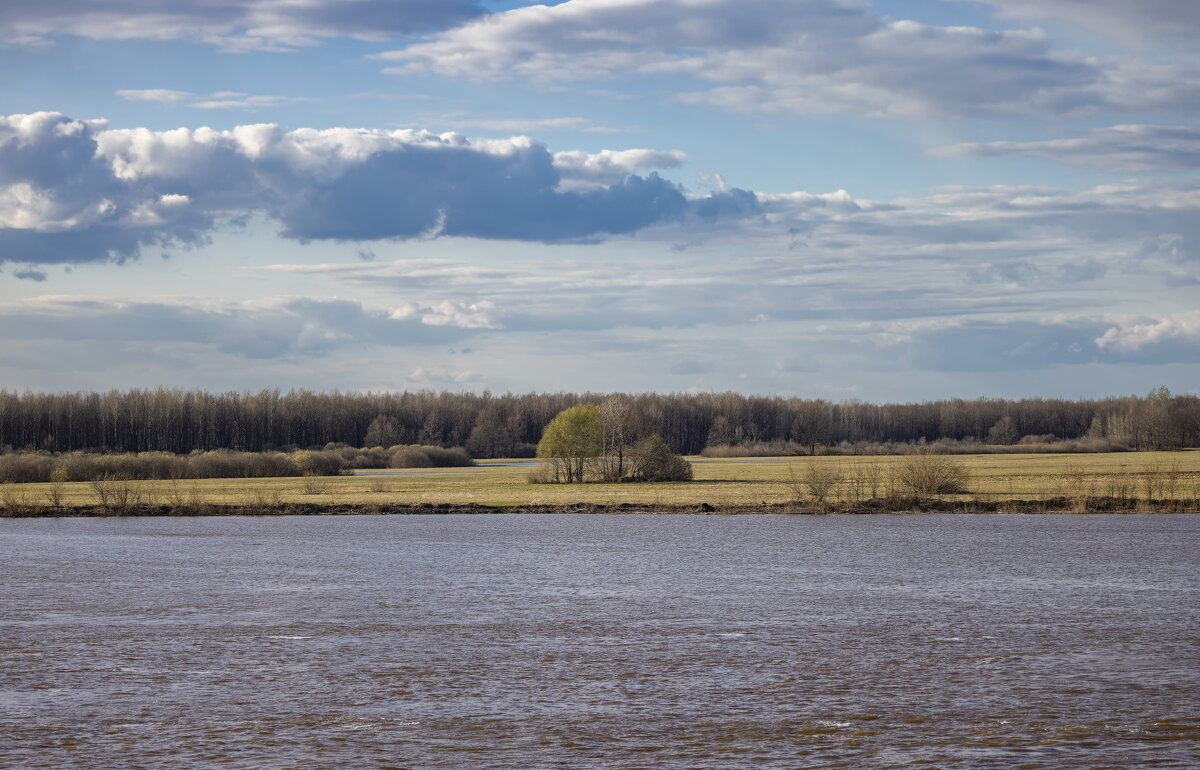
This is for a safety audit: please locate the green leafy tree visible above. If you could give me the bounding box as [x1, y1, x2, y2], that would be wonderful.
[536, 405, 602, 483]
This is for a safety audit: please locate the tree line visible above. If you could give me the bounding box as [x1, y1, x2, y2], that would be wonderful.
[0, 386, 1195, 457]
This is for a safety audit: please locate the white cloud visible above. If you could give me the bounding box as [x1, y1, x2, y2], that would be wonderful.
[1095, 311, 1200, 352]
[378, 0, 1200, 118]
[933, 125, 1200, 173]
[0, 111, 758, 263]
[115, 89, 194, 103]
[389, 300, 498, 328]
[189, 93, 309, 110]
[552, 148, 686, 190]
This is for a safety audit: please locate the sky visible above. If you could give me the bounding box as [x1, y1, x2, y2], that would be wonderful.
[1, 0, 1197, 401]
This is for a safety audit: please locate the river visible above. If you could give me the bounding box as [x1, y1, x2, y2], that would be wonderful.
[2, 513, 1197, 768]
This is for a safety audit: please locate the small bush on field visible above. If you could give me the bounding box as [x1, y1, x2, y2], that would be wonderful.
[0, 482, 34, 515]
[300, 474, 331, 495]
[91, 473, 147, 513]
[794, 462, 844, 508]
[892, 453, 969, 497]
[627, 434, 693, 482]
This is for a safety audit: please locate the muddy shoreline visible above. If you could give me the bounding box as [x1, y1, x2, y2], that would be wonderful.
[4, 496, 1197, 517]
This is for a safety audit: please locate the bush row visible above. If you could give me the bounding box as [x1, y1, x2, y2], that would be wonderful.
[0, 444, 473, 483]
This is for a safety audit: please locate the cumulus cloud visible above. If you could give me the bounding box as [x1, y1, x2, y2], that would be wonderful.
[933, 125, 1200, 173]
[552, 148, 686, 191]
[0, 112, 757, 264]
[1095, 311, 1200, 354]
[965, 0, 1200, 45]
[2, 0, 486, 51]
[378, 0, 1200, 118]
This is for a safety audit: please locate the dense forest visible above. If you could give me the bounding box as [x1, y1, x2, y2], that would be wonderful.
[1, 387, 1195, 457]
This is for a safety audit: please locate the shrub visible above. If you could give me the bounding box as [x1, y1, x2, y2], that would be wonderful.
[389, 447, 434, 468]
[892, 453, 969, 497]
[792, 461, 844, 507]
[627, 434, 693, 482]
[291, 450, 347, 477]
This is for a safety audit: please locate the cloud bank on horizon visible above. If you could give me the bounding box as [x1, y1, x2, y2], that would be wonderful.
[0, 0, 1197, 399]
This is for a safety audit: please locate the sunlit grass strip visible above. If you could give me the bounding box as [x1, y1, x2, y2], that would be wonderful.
[2, 450, 1198, 515]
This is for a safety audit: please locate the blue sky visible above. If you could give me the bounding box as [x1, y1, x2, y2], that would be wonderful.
[1, 0, 1197, 400]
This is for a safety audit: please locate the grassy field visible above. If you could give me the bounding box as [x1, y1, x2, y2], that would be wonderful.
[3, 450, 1198, 514]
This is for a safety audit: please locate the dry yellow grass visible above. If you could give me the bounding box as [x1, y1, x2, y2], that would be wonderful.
[4, 450, 1198, 513]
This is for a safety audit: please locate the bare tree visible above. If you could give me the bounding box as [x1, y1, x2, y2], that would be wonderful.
[599, 396, 640, 482]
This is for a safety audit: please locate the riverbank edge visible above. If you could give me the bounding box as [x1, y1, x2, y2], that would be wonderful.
[3, 496, 1197, 517]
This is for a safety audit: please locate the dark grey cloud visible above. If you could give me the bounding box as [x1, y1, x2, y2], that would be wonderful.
[933, 125, 1200, 173]
[1, 0, 486, 50]
[12, 267, 47, 281]
[0, 112, 758, 264]
[381, 0, 1200, 118]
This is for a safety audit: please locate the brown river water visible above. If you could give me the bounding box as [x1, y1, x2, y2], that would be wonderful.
[2, 514, 1197, 768]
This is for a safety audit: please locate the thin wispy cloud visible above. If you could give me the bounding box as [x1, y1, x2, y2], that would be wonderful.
[116, 89, 307, 110]
[427, 115, 624, 134]
[115, 89, 194, 103]
[966, 0, 1200, 45]
[0, 295, 481, 359]
[1, 0, 487, 51]
[932, 125, 1200, 173]
[189, 93, 309, 110]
